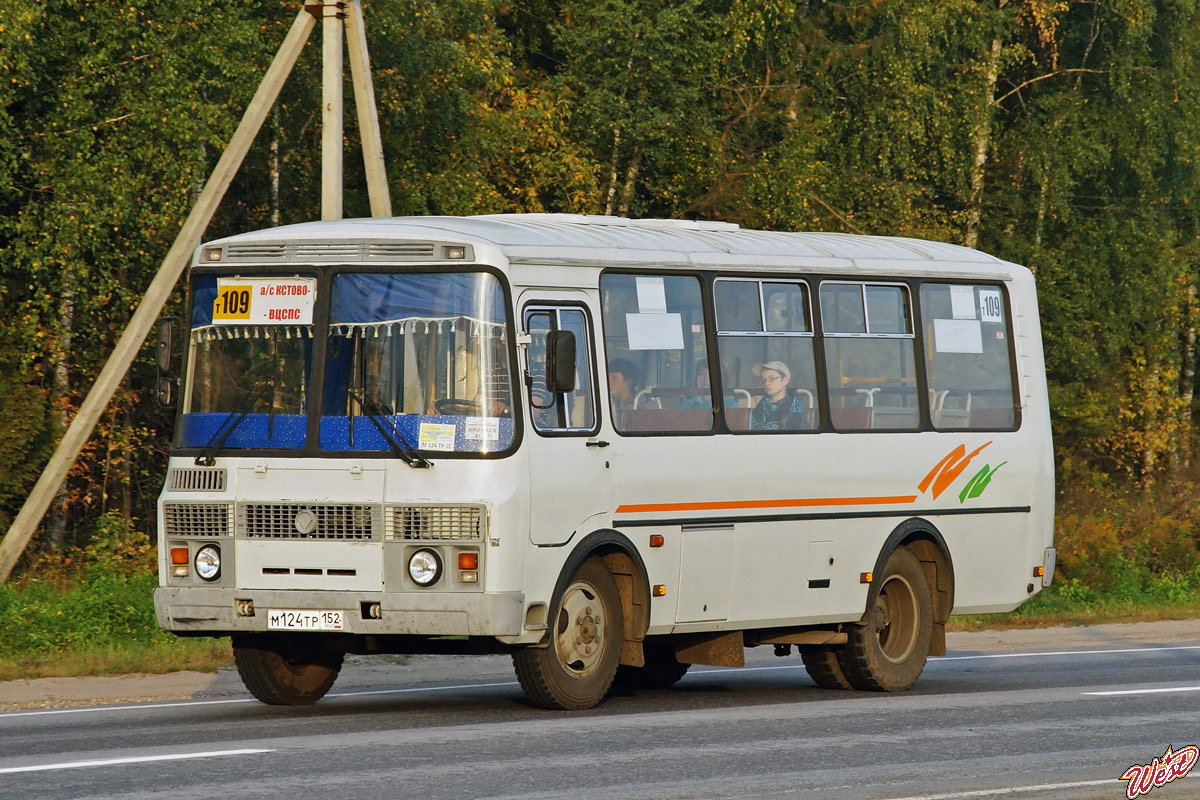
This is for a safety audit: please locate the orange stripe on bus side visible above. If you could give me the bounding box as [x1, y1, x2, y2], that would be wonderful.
[614, 495, 920, 515]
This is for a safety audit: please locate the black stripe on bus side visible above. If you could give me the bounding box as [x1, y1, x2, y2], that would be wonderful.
[611, 505, 1032, 529]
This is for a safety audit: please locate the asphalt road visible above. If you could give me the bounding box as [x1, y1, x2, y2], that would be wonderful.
[1, 623, 1198, 800]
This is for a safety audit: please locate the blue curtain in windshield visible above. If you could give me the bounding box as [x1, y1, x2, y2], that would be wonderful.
[323, 272, 507, 421]
[329, 272, 506, 324]
[191, 276, 219, 328]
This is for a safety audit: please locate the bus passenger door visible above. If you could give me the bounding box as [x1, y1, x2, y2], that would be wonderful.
[521, 297, 611, 545]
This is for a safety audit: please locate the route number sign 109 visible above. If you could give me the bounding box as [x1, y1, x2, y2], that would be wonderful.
[211, 278, 316, 325]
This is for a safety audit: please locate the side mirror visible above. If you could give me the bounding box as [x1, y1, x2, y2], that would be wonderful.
[155, 376, 177, 409]
[155, 317, 178, 409]
[545, 330, 577, 394]
[156, 317, 176, 374]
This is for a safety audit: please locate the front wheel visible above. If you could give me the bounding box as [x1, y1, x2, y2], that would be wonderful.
[233, 634, 344, 705]
[513, 558, 623, 710]
[837, 547, 932, 692]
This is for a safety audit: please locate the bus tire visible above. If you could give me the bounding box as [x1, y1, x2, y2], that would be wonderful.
[232, 634, 343, 706]
[837, 548, 932, 692]
[614, 640, 690, 691]
[800, 648, 854, 690]
[512, 558, 623, 710]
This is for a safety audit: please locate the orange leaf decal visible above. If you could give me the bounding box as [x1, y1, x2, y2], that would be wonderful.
[918, 441, 992, 499]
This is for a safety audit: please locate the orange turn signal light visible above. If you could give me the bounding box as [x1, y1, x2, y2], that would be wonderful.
[458, 552, 478, 570]
[860, 572, 873, 584]
[649, 534, 664, 548]
[170, 547, 190, 565]
[652, 584, 667, 597]
[1033, 566, 1045, 577]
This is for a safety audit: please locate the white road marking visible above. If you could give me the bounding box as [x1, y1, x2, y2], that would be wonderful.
[934, 644, 1200, 661]
[879, 778, 1119, 799]
[1085, 685, 1200, 696]
[0, 697, 257, 718]
[0, 748, 272, 775]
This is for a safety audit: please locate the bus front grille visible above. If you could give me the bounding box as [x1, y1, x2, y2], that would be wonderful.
[385, 505, 483, 541]
[164, 503, 234, 537]
[240, 503, 379, 541]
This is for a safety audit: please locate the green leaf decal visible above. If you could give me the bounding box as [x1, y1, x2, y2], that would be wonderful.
[958, 462, 1007, 504]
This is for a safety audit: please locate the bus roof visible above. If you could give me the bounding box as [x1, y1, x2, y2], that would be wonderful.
[198, 214, 1015, 273]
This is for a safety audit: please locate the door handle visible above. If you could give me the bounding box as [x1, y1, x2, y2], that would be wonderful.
[586, 440, 610, 448]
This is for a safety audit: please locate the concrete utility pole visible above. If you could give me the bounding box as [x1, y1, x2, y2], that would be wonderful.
[0, 1, 392, 582]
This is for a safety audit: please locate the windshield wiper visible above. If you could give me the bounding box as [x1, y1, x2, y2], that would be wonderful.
[194, 383, 274, 466]
[351, 389, 432, 469]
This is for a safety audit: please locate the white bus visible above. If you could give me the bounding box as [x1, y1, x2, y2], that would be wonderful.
[154, 214, 1055, 710]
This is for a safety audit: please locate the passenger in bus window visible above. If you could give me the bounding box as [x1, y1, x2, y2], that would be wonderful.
[765, 292, 790, 332]
[750, 361, 807, 430]
[679, 359, 736, 409]
[608, 358, 658, 426]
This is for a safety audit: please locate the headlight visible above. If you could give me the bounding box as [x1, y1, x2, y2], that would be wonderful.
[195, 545, 221, 581]
[408, 548, 442, 586]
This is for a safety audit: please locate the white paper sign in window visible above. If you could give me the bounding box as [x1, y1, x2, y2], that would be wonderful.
[933, 318, 983, 354]
[626, 312, 684, 350]
[978, 289, 1004, 323]
[635, 276, 668, 313]
[464, 417, 500, 442]
[950, 285, 976, 320]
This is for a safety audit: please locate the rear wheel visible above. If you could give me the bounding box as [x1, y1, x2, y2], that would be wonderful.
[233, 635, 344, 706]
[614, 640, 690, 691]
[513, 558, 623, 710]
[837, 548, 932, 692]
[800, 648, 854, 690]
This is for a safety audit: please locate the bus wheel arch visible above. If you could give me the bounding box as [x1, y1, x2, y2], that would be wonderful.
[834, 519, 954, 693]
[865, 518, 954, 657]
[551, 529, 651, 668]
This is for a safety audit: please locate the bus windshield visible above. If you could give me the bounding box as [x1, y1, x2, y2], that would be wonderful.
[178, 275, 316, 451]
[175, 270, 516, 455]
[318, 271, 515, 454]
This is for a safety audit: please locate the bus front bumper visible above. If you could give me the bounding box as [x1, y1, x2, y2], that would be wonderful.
[154, 587, 526, 638]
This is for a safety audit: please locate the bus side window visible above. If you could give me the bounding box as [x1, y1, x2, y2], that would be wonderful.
[715, 278, 819, 433]
[599, 274, 714, 434]
[820, 281, 919, 431]
[524, 306, 597, 434]
[920, 283, 1017, 430]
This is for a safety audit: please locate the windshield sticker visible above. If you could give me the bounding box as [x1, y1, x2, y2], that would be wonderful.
[213, 278, 316, 325]
[464, 417, 500, 442]
[418, 423, 457, 451]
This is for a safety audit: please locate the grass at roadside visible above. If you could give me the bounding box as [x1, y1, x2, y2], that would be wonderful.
[0, 565, 234, 683]
[0, 638, 230, 683]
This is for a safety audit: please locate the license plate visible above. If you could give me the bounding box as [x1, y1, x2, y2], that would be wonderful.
[266, 609, 344, 631]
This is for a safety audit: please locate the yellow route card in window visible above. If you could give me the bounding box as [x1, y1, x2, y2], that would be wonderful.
[212, 278, 316, 324]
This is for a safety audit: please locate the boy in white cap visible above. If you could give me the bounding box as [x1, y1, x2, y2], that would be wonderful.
[750, 361, 806, 430]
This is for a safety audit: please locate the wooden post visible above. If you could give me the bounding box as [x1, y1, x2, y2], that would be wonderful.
[0, 9, 318, 583]
[346, 0, 392, 217]
[321, 0, 344, 220]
